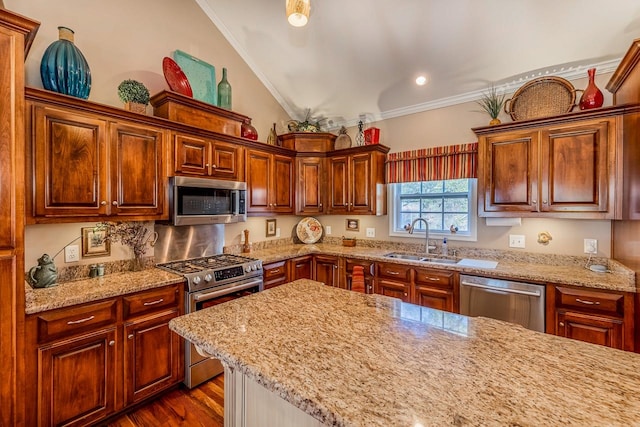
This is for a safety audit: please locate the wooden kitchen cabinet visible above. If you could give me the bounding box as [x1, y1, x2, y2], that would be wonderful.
[263, 260, 288, 290]
[26, 89, 167, 223]
[344, 258, 375, 293]
[296, 156, 326, 215]
[314, 255, 341, 288]
[375, 262, 412, 302]
[25, 283, 184, 427]
[245, 148, 294, 214]
[413, 267, 458, 312]
[172, 132, 243, 180]
[475, 114, 616, 218]
[546, 284, 634, 351]
[327, 145, 388, 215]
[288, 255, 313, 281]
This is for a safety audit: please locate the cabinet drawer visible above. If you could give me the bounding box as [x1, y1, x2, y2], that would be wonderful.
[414, 267, 454, 289]
[376, 262, 411, 281]
[123, 285, 180, 320]
[36, 299, 118, 344]
[264, 261, 287, 280]
[555, 286, 624, 316]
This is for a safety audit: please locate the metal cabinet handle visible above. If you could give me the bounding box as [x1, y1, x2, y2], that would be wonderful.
[112, 201, 118, 206]
[128, 334, 134, 340]
[532, 200, 537, 204]
[403, 292, 408, 296]
[543, 200, 548, 204]
[296, 264, 304, 268]
[575, 298, 599, 305]
[386, 270, 400, 275]
[212, 164, 217, 168]
[426, 277, 439, 281]
[67, 315, 95, 325]
[100, 201, 107, 206]
[143, 298, 164, 306]
[559, 322, 565, 327]
[109, 340, 115, 346]
[271, 268, 280, 273]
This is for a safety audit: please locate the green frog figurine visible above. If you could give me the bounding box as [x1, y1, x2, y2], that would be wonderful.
[28, 254, 58, 288]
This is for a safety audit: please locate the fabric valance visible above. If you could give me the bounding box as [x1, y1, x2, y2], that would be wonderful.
[385, 142, 478, 184]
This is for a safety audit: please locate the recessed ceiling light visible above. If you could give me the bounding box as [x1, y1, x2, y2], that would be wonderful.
[415, 75, 428, 86]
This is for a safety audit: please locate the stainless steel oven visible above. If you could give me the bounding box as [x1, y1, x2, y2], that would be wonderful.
[157, 254, 263, 388]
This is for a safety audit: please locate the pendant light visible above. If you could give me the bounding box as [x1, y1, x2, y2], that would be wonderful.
[286, 0, 310, 27]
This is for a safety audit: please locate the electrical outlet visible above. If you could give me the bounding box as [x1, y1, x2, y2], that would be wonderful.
[366, 228, 375, 238]
[584, 238, 597, 254]
[64, 245, 80, 262]
[325, 225, 332, 235]
[276, 228, 281, 238]
[509, 234, 525, 248]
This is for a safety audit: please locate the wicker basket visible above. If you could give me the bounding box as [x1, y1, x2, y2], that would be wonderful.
[342, 238, 356, 247]
[505, 76, 578, 121]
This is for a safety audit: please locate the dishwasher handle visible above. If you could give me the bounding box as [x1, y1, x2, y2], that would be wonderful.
[460, 280, 542, 297]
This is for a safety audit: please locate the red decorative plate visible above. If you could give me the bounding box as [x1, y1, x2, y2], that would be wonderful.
[162, 57, 193, 97]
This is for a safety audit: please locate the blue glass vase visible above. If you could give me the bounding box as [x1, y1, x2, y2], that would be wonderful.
[40, 27, 91, 99]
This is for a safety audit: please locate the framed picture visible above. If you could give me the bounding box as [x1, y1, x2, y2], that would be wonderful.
[266, 219, 277, 237]
[345, 218, 360, 232]
[82, 227, 111, 258]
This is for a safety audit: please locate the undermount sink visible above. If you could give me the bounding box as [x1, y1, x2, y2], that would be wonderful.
[383, 252, 459, 265]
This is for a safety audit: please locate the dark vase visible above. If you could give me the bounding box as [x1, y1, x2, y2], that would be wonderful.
[40, 27, 91, 99]
[217, 67, 232, 110]
[579, 68, 604, 110]
[241, 119, 258, 140]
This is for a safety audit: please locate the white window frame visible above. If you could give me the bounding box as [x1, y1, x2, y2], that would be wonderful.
[387, 179, 478, 242]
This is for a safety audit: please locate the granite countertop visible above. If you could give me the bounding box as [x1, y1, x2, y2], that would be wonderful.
[25, 268, 184, 315]
[245, 243, 637, 293]
[169, 279, 640, 426]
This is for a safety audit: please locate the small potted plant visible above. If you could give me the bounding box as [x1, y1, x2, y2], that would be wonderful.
[117, 79, 150, 114]
[476, 86, 505, 125]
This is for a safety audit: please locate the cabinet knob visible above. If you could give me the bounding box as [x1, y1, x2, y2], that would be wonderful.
[128, 334, 134, 340]
[344, 203, 348, 206]
[100, 201, 107, 206]
[559, 322, 565, 327]
[205, 163, 210, 168]
[532, 200, 537, 204]
[112, 201, 118, 206]
[543, 200, 548, 204]
[404, 292, 408, 297]
[108, 340, 115, 346]
[212, 164, 217, 169]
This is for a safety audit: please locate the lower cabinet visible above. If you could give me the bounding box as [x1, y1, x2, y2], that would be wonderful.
[288, 255, 313, 281]
[343, 258, 375, 293]
[313, 255, 342, 288]
[263, 260, 288, 290]
[26, 283, 184, 427]
[546, 284, 634, 351]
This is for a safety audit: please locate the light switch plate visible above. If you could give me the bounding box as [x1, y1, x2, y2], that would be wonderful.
[584, 238, 597, 254]
[325, 225, 332, 235]
[276, 228, 281, 238]
[366, 228, 375, 238]
[64, 245, 80, 262]
[509, 234, 525, 248]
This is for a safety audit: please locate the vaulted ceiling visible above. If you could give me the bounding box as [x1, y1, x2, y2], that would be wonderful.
[196, 0, 640, 127]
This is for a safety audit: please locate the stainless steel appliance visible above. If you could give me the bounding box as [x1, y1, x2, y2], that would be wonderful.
[459, 274, 545, 332]
[157, 253, 263, 388]
[168, 176, 246, 226]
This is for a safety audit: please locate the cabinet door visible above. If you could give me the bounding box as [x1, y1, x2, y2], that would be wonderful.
[246, 149, 271, 213]
[173, 133, 210, 176]
[110, 121, 166, 218]
[38, 328, 117, 427]
[289, 255, 313, 281]
[296, 157, 325, 215]
[32, 105, 108, 217]
[350, 152, 373, 214]
[328, 155, 349, 214]
[344, 258, 375, 294]
[314, 255, 340, 287]
[211, 141, 243, 181]
[479, 130, 538, 214]
[540, 119, 613, 215]
[272, 154, 294, 213]
[124, 310, 182, 406]
[556, 311, 623, 350]
[375, 279, 411, 302]
[414, 284, 454, 312]
[413, 267, 457, 312]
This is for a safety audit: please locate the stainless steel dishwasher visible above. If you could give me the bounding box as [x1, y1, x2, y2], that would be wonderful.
[459, 274, 545, 332]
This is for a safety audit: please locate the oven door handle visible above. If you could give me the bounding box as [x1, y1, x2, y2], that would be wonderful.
[193, 278, 263, 301]
[460, 281, 541, 297]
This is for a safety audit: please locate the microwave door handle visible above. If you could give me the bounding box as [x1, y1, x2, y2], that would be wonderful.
[460, 281, 541, 297]
[232, 190, 238, 216]
[193, 279, 263, 301]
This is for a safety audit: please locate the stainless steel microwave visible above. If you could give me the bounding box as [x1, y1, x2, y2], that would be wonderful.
[169, 176, 246, 226]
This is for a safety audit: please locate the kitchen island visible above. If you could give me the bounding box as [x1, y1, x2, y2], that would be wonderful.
[169, 279, 640, 426]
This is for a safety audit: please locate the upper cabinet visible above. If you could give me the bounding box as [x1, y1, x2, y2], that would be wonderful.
[295, 156, 325, 215]
[27, 94, 167, 223]
[172, 132, 243, 181]
[245, 147, 294, 215]
[474, 108, 636, 219]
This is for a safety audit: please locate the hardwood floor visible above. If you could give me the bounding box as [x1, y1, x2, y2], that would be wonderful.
[102, 374, 224, 427]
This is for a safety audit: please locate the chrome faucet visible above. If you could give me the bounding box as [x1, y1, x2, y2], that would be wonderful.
[408, 218, 431, 255]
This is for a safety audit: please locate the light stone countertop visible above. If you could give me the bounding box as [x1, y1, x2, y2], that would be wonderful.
[25, 268, 184, 314]
[244, 243, 637, 293]
[169, 279, 640, 427]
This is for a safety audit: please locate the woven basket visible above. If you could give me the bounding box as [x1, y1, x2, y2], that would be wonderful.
[505, 76, 578, 121]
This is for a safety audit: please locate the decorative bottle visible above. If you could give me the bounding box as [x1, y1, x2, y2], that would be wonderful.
[355, 120, 365, 146]
[217, 67, 232, 110]
[241, 118, 258, 140]
[579, 68, 604, 110]
[40, 26, 91, 99]
[266, 123, 278, 145]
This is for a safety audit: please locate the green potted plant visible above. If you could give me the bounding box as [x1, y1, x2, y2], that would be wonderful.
[476, 86, 505, 125]
[117, 79, 150, 114]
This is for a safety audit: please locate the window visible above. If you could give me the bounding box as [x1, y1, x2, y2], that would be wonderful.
[389, 178, 477, 240]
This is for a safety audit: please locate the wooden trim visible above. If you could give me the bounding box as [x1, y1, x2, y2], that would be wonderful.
[606, 38, 640, 94]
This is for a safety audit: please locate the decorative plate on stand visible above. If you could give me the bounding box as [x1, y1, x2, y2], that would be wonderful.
[296, 217, 323, 244]
[162, 57, 193, 97]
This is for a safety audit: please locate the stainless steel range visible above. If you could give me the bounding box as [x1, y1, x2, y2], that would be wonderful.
[157, 253, 263, 388]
